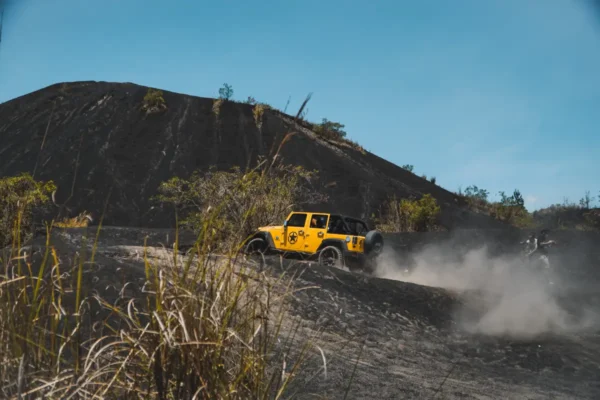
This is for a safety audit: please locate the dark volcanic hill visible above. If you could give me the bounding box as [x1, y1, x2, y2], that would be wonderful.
[0, 81, 506, 229]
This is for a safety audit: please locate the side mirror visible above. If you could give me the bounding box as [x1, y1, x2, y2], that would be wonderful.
[283, 220, 288, 228]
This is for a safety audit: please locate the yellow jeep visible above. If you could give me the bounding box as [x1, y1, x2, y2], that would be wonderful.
[242, 211, 384, 272]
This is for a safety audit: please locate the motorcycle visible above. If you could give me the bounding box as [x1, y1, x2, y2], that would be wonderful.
[521, 242, 558, 286]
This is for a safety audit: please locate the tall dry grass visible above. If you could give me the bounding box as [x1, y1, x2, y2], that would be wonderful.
[1, 214, 317, 399]
[0, 94, 330, 399]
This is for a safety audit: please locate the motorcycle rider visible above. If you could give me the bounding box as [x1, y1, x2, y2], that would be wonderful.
[520, 229, 557, 284]
[520, 232, 537, 255]
[537, 229, 557, 258]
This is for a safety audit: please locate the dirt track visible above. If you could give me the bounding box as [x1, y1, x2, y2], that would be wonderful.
[12, 226, 600, 399]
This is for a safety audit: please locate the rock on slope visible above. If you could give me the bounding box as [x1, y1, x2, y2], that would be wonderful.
[0, 80, 505, 230]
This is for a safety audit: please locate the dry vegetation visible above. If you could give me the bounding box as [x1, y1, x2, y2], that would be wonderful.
[531, 196, 600, 231]
[153, 153, 328, 253]
[456, 185, 600, 231]
[252, 103, 270, 130]
[53, 211, 94, 228]
[375, 193, 442, 233]
[456, 186, 534, 228]
[0, 103, 337, 398]
[0, 217, 313, 398]
[220, 83, 366, 153]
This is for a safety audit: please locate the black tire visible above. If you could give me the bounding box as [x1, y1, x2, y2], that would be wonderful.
[242, 237, 270, 271]
[318, 245, 344, 269]
[243, 237, 268, 256]
[364, 230, 384, 256]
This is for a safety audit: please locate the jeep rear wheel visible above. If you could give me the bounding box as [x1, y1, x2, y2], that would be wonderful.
[318, 245, 344, 269]
[244, 238, 268, 256]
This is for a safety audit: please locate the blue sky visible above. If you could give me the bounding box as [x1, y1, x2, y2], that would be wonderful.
[1, 0, 599, 211]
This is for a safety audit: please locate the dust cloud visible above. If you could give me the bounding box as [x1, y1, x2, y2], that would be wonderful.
[373, 240, 600, 339]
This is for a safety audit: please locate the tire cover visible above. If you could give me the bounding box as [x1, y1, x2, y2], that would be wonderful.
[364, 230, 384, 255]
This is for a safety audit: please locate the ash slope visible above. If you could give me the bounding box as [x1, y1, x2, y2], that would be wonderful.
[0, 80, 504, 230]
[282, 261, 600, 400]
[17, 226, 600, 400]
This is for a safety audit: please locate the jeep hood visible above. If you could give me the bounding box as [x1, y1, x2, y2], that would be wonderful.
[258, 226, 284, 231]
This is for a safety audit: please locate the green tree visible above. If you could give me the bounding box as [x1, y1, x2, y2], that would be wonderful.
[155, 157, 327, 251]
[218, 83, 234, 100]
[463, 185, 489, 202]
[491, 189, 531, 227]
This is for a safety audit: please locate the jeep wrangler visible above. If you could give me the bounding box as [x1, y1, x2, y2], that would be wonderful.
[242, 211, 384, 272]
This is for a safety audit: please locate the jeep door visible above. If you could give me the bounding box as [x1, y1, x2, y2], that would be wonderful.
[304, 213, 330, 253]
[282, 212, 308, 252]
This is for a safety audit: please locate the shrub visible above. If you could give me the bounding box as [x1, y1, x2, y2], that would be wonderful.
[312, 118, 347, 141]
[532, 202, 600, 231]
[456, 185, 537, 228]
[461, 185, 490, 211]
[0, 173, 56, 248]
[489, 189, 533, 228]
[154, 155, 328, 252]
[583, 209, 600, 230]
[308, 117, 368, 153]
[376, 193, 441, 232]
[401, 165, 414, 173]
[463, 185, 489, 201]
[141, 88, 167, 114]
[429, 176, 437, 184]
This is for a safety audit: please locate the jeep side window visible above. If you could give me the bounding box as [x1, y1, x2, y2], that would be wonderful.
[327, 215, 347, 234]
[310, 214, 328, 229]
[287, 213, 307, 227]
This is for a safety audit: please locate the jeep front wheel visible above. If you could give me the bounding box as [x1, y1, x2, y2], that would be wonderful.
[318, 245, 344, 269]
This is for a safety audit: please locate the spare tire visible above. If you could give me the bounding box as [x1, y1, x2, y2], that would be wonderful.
[364, 230, 384, 256]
